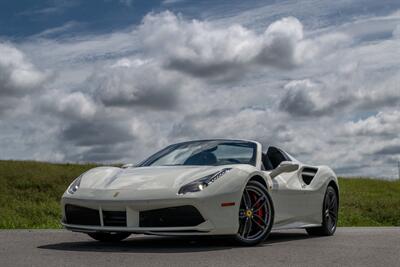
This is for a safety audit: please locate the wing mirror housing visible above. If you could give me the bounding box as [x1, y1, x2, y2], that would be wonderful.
[270, 161, 299, 179]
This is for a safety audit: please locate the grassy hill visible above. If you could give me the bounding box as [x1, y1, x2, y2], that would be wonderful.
[0, 160, 399, 229]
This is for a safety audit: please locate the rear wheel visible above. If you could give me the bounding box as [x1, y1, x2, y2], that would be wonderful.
[88, 232, 131, 242]
[235, 180, 274, 246]
[306, 186, 338, 236]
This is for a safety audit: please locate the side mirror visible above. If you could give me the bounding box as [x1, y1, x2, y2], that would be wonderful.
[121, 163, 134, 168]
[269, 161, 299, 179]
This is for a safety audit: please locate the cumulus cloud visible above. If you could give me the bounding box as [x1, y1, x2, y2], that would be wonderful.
[0, 43, 48, 97]
[280, 65, 400, 118]
[138, 12, 313, 79]
[61, 120, 134, 147]
[170, 107, 293, 147]
[279, 79, 352, 116]
[0, 42, 49, 117]
[40, 91, 97, 120]
[343, 111, 400, 137]
[89, 59, 182, 110]
[257, 17, 304, 68]
[1, 6, 400, 178]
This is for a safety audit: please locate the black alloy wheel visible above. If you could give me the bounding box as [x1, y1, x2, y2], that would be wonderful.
[235, 180, 274, 246]
[306, 186, 338, 236]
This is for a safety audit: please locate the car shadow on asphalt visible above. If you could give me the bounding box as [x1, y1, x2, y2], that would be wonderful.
[38, 231, 318, 253]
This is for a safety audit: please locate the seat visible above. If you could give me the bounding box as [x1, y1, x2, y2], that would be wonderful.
[265, 147, 289, 169]
[262, 153, 274, 170]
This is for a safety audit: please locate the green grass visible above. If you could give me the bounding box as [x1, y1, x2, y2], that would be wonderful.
[0, 160, 399, 228]
[0, 160, 98, 228]
[338, 178, 400, 226]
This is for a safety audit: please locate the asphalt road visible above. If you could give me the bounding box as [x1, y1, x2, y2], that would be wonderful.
[0, 227, 399, 267]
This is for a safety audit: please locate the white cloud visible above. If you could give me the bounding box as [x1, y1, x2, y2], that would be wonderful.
[393, 24, 400, 38]
[259, 17, 304, 67]
[1, 6, 400, 178]
[344, 111, 400, 137]
[279, 78, 354, 117]
[0, 42, 48, 96]
[110, 58, 149, 68]
[138, 12, 318, 79]
[40, 91, 97, 120]
[89, 59, 183, 109]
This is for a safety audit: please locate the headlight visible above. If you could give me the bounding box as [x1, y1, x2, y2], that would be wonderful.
[178, 168, 231, 195]
[67, 175, 83, 194]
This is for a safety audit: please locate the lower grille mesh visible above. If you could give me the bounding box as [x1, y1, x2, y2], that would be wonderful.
[65, 204, 101, 226]
[139, 205, 205, 227]
[65, 204, 204, 228]
[103, 211, 127, 226]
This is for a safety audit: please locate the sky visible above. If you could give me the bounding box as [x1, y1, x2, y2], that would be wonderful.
[0, 0, 400, 179]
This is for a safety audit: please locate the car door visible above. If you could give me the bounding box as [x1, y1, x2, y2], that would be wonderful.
[263, 147, 307, 227]
[297, 165, 325, 223]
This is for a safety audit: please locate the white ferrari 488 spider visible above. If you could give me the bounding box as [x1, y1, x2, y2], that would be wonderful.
[61, 139, 339, 245]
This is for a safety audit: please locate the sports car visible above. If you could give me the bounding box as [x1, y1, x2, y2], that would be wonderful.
[61, 139, 339, 245]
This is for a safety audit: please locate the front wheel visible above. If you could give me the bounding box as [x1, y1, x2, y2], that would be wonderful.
[306, 186, 338, 236]
[235, 180, 274, 246]
[88, 232, 131, 242]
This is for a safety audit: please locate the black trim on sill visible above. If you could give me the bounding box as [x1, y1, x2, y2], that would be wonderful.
[147, 230, 209, 233]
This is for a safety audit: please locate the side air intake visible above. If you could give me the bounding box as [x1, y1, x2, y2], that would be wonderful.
[301, 167, 318, 185]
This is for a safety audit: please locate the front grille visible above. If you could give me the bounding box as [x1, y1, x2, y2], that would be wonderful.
[139, 205, 205, 227]
[103, 210, 127, 226]
[65, 204, 101, 226]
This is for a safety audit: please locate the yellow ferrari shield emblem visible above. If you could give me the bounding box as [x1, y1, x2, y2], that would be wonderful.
[246, 210, 253, 217]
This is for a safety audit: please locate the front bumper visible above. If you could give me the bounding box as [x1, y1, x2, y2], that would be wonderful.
[61, 190, 241, 236]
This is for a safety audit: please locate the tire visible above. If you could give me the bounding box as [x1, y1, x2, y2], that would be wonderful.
[88, 232, 131, 242]
[306, 186, 338, 236]
[235, 180, 274, 246]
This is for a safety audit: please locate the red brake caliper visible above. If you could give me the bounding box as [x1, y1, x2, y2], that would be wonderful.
[257, 194, 264, 223]
[252, 192, 264, 225]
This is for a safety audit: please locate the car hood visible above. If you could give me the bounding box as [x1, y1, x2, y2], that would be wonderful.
[79, 165, 229, 191]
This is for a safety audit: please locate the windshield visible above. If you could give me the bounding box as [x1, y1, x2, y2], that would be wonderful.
[139, 140, 257, 167]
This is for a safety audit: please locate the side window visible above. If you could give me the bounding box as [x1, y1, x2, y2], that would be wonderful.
[266, 147, 290, 169]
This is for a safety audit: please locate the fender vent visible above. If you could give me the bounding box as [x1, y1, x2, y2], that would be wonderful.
[301, 167, 318, 185]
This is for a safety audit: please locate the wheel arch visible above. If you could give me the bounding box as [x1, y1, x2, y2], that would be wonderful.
[247, 175, 275, 215]
[327, 179, 340, 206]
[248, 175, 268, 189]
[233, 165, 271, 193]
[317, 165, 339, 206]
